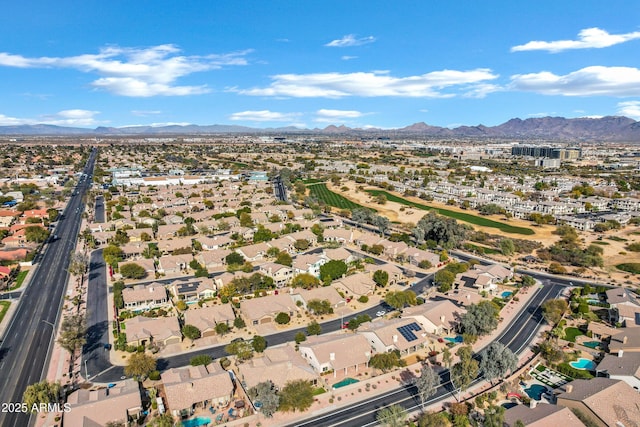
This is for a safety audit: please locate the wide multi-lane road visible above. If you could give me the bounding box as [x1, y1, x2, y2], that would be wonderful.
[0, 148, 96, 427]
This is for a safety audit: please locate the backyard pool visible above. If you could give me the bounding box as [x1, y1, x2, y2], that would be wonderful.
[182, 417, 211, 427]
[570, 358, 596, 370]
[523, 384, 548, 401]
[502, 402, 518, 409]
[444, 335, 463, 344]
[501, 291, 513, 299]
[582, 341, 600, 349]
[332, 377, 359, 389]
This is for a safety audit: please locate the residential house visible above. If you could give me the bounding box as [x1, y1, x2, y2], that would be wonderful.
[64, 379, 143, 427]
[556, 378, 640, 427]
[162, 364, 234, 417]
[183, 304, 236, 338]
[268, 237, 296, 254]
[290, 287, 346, 311]
[503, 404, 586, 427]
[333, 272, 376, 297]
[402, 299, 466, 336]
[299, 333, 371, 378]
[406, 248, 440, 269]
[117, 258, 156, 278]
[609, 331, 640, 355]
[236, 343, 317, 390]
[364, 262, 403, 285]
[196, 248, 231, 270]
[288, 229, 318, 246]
[323, 228, 353, 245]
[236, 242, 270, 262]
[239, 293, 298, 325]
[122, 283, 169, 311]
[606, 288, 640, 326]
[124, 316, 182, 347]
[120, 242, 148, 259]
[170, 278, 217, 302]
[292, 254, 328, 278]
[358, 318, 428, 355]
[156, 254, 192, 275]
[595, 352, 640, 391]
[323, 247, 356, 264]
[457, 263, 513, 295]
[157, 237, 193, 255]
[259, 262, 293, 287]
[197, 235, 232, 250]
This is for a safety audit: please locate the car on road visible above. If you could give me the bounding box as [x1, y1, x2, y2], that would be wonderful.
[341, 322, 349, 329]
[376, 310, 386, 317]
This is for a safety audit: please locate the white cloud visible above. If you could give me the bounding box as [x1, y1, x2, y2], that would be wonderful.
[617, 101, 640, 119]
[0, 109, 102, 126]
[235, 69, 499, 98]
[0, 45, 251, 97]
[315, 109, 366, 122]
[228, 110, 301, 122]
[510, 66, 640, 96]
[325, 34, 376, 47]
[511, 27, 640, 53]
[131, 110, 162, 116]
[341, 55, 358, 61]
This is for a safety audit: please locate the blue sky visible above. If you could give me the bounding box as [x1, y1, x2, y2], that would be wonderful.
[1, 1, 639, 129]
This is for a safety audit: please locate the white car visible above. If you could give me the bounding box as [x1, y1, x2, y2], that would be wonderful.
[376, 310, 386, 317]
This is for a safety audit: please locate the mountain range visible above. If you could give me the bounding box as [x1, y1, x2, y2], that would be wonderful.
[1, 116, 640, 142]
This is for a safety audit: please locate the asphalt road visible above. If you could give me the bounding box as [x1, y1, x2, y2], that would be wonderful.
[94, 196, 105, 223]
[0, 148, 97, 427]
[287, 280, 564, 427]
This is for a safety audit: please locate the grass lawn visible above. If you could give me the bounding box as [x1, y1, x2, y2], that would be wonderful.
[464, 242, 502, 255]
[8, 270, 28, 291]
[301, 178, 325, 184]
[308, 183, 369, 211]
[564, 327, 584, 342]
[0, 300, 10, 324]
[312, 387, 326, 396]
[365, 190, 535, 235]
[616, 263, 640, 274]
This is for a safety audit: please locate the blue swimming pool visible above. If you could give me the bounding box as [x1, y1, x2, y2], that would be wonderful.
[181, 417, 211, 427]
[570, 358, 596, 370]
[523, 384, 548, 401]
[582, 341, 600, 349]
[444, 335, 463, 344]
[333, 377, 359, 389]
[501, 291, 513, 299]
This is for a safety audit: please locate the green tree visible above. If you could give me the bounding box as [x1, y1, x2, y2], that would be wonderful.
[233, 317, 246, 329]
[520, 274, 536, 287]
[190, 354, 212, 366]
[47, 208, 60, 222]
[103, 244, 124, 268]
[373, 270, 389, 287]
[25, 225, 49, 243]
[306, 320, 322, 336]
[500, 239, 515, 256]
[416, 365, 441, 411]
[275, 312, 291, 324]
[248, 381, 279, 417]
[295, 331, 307, 344]
[319, 260, 348, 283]
[225, 340, 254, 360]
[417, 411, 452, 427]
[376, 404, 408, 427]
[384, 290, 417, 310]
[370, 351, 406, 372]
[294, 239, 310, 251]
[483, 405, 506, 427]
[434, 269, 455, 293]
[57, 313, 86, 356]
[22, 381, 61, 412]
[147, 413, 175, 427]
[451, 346, 478, 401]
[215, 323, 230, 335]
[239, 212, 253, 227]
[460, 300, 499, 336]
[542, 299, 568, 325]
[441, 347, 452, 369]
[275, 251, 293, 267]
[291, 273, 321, 289]
[175, 300, 188, 311]
[182, 324, 201, 340]
[119, 262, 147, 279]
[479, 342, 518, 384]
[278, 380, 315, 412]
[225, 252, 245, 266]
[124, 353, 157, 380]
[307, 299, 333, 315]
[252, 335, 267, 353]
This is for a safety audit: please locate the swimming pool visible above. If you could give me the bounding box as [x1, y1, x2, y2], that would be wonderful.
[570, 358, 596, 370]
[182, 417, 211, 427]
[523, 384, 548, 401]
[444, 335, 463, 344]
[501, 291, 513, 299]
[582, 341, 600, 349]
[332, 377, 359, 389]
[502, 402, 518, 409]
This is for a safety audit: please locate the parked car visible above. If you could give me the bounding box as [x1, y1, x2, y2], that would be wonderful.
[376, 310, 386, 317]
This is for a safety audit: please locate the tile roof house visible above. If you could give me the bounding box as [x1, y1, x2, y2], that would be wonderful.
[323, 247, 356, 264]
[122, 283, 169, 311]
[402, 299, 467, 336]
[457, 263, 513, 295]
[198, 234, 233, 250]
[64, 379, 143, 427]
[606, 288, 640, 327]
[292, 254, 328, 277]
[556, 378, 640, 427]
[196, 248, 231, 270]
[608, 330, 640, 356]
[364, 262, 403, 285]
[236, 242, 270, 262]
[236, 343, 317, 390]
[239, 293, 298, 325]
[333, 272, 375, 297]
[157, 237, 194, 255]
[162, 364, 235, 417]
[183, 304, 236, 338]
[358, 318, 428, 355]
[258, 262, 294, 287]
[595, 352, 640, 391]
[124, 315, 182, 347]
[323, 228, 353, 245]
[169, 278, 217, 302]
[156, 254, 192, 275]
[299, 333, 372, 378]
[503, 404, 586, 427]
[406, 248, 440, 269]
